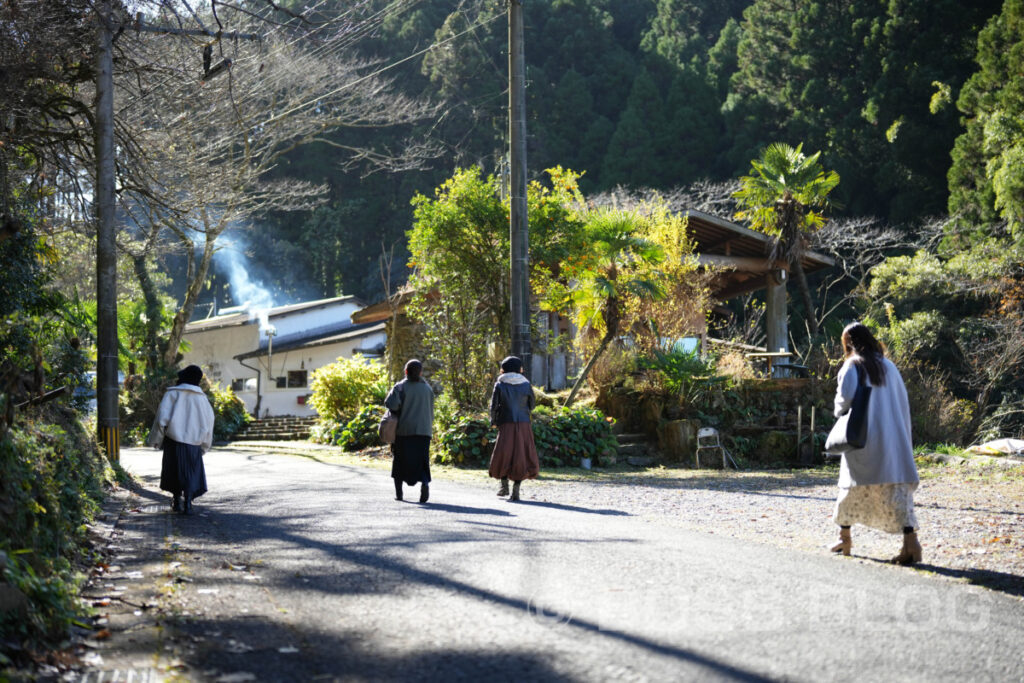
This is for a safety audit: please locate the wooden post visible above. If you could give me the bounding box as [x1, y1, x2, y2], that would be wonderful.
[765, 270, 789, 370]
[810, 405, 816, 460]
[797, 405, 803, 462]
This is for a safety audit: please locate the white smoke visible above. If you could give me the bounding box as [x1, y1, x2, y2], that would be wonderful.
[213, 235, 277, 337]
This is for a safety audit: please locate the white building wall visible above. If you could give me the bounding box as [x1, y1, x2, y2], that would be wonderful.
[253, 330, 387, 417]
[182, 298, 383, 418]
[181, 323, 260, 392]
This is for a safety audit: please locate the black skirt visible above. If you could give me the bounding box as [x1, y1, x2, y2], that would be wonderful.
[391, 435, 432, 485]
[160, 437, 208, 499]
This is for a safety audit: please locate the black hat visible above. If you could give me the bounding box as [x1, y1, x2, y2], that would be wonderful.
[500, 356, 523, 373]
[177, 365, 203, 386]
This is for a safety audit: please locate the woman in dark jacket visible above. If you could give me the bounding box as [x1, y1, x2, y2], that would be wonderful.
[488, 356, 540, 501]
[385, 359, 435, 503]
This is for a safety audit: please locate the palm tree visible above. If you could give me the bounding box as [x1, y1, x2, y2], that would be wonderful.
[555, 210, 666, 407]
[732, 142, 840, 337]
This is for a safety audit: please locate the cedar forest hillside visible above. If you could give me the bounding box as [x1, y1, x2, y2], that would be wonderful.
[238, 0, 1004, 306]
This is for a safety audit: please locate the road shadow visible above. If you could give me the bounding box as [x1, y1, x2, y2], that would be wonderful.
[169, 614, 573, 682]
[512, 500, 630, 516]
[862, 558, 1024, 598]
[121, 477, 166, 506]
[163, 506, 771, 681]
[415, 501, 513, 516]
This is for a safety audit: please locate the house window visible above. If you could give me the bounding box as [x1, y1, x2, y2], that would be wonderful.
[287, 370, 308, 388]
[231, 378, 256, 392]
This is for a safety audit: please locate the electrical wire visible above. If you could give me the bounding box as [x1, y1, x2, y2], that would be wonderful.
[257, 8, 504, 128]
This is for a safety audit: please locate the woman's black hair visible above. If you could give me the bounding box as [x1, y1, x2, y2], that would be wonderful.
[404, 359, 423, 381]
[500, 356, 523, 373]
[841, 322, 886, 386]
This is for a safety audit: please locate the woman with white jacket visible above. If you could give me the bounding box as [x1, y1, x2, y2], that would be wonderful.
[830, 323, 922, 565]
[149, 365, 215, 514]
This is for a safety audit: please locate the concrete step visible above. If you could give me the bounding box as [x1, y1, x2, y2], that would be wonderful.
[616, 442, 648, 457]
[616, 433, 647, 445]
[234, 433, 308, 441]
[233, 416, 316, 442]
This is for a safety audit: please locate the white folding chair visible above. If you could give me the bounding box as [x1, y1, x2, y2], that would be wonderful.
[696, 427, 738, 469]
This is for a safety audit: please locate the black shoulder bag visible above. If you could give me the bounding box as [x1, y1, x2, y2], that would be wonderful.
[825, 362, 871, 454]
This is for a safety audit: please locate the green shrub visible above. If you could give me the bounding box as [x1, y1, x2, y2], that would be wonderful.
[119, 366, 178, 446]
[308, 354, 388, 422]
[309, 419, 345, 446]
[309, 406, 385, 451]
[209, 383, 251, 442]
[120, 371, 252, 445]
[435, 413, 496, 465]
[337, 405, 383, 451]
[0, 550, 82, 646]
[0, 406, 109, 651]
[433, 404, 618, 469]
[637, 348, 726, 405]
[532, 405, 618, 468]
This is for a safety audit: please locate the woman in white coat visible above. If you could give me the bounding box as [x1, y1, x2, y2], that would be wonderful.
[830, 323, 921, 565]
[149, 365, 215, 514]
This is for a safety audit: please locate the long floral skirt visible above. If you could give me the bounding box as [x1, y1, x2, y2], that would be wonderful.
[160, 437, 208, 500]
[488, 422, 540, 482]
[833, 482, 919, 534]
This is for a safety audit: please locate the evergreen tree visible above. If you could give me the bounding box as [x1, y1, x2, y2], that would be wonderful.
[949, 0, 1024, 239]
[726, 0, 998, 222]
[603, 69, 665, 187]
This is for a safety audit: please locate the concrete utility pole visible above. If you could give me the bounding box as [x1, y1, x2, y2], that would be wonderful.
[95, 0, 119, 460]
[508, 0, 531, 376]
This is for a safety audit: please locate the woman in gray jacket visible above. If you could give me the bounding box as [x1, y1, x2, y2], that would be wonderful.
[385, 359, 435, 503]
[830, 323, 921, 565]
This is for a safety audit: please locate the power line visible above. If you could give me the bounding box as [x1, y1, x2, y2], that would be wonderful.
[258, 9, 504, 129]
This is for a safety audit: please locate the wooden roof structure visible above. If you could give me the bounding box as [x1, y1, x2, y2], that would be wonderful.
[684, 209, 834, 301]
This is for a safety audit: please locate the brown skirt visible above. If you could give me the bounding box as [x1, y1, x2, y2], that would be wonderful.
[488, 422, 540, 481]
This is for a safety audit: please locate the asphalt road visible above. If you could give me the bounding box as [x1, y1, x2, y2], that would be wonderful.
[103, 446, 1024, 682]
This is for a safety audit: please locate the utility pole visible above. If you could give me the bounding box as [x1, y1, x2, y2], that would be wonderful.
[95, 0, 119, 460]
[508, 0, 531, 376]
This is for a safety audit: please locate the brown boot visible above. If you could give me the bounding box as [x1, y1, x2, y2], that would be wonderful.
[830, 527, 851, 556]
[509, 480, 521, 502]
[891, 531, 923, 566]
[497, 478, 509, 497]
